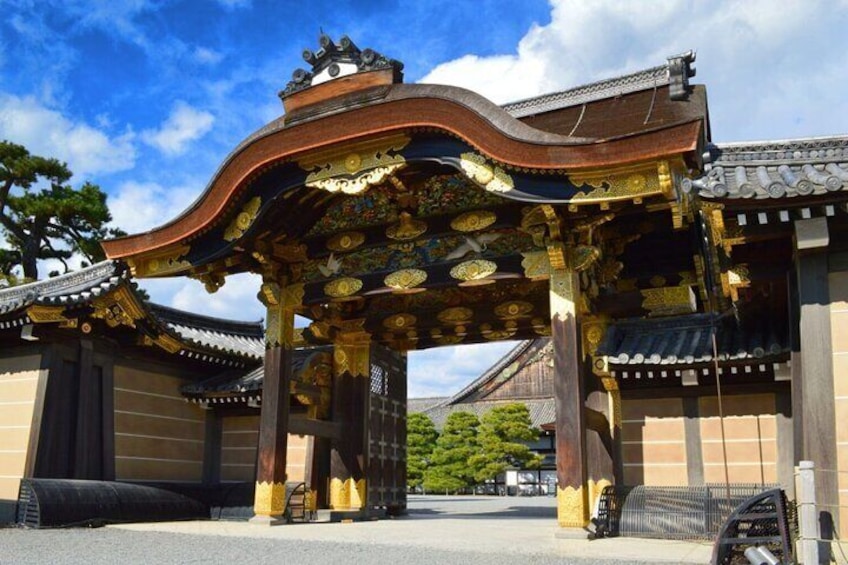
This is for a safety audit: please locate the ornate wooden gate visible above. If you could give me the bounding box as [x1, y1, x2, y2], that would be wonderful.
[367, 346, 407, 513]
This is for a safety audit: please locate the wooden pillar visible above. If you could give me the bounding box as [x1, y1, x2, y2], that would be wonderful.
[329, 329, 370, 512]
[793, 218, 838, 535]
[250, 282, 301, 525]
[597, 371, 623, 486]
[550, 266, 589, 528]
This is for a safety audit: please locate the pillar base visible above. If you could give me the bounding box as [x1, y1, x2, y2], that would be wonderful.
[248, 514, 287, 526]
[557, 485, 589, 529]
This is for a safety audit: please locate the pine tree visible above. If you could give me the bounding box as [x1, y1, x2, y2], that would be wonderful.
[0, 140, 125, 281]
[423, 411, 480, 493]
[407, 412, 439, 490]
[468, 403, 543, 484]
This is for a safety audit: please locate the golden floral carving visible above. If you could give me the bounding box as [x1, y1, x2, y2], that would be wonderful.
[386, 212, 427, 241]
[324, 277, 363, 298]
[26, 305, 68, 323]
[494, 301, 533, 319]
[383, 313, 417, 331]
[569, 162, 665, 206]
[437, 307, 474, 325]
[450, 210, 497, 232]
[254, 480, 287, 516]
[450, 259, 497, 282]
[224, 196, 261, 242]
[327, 231, 365, 252]
[300, 135, 410, 195]
[459, 152, 514, 193]
[384, 269, 427, 291]
[521, 250, 552, 280]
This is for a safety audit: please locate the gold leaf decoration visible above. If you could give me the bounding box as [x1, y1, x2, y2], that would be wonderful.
[224, 197, 261, 242]
[437, 307, 474, 325]
[460, 153, 514, 193]
[494, 301, 533, 319]
[450, 210, 497, 232]
[327, 231, 366, 252]
[450, 259, 497, 282]
[324, 277, 363, 298]
[386, 211, 427, 241]
[384, 269, 427, 291]
[521, 250, 551, 280]
[300, 135, 410, 196]
[383, 313, 417, 331]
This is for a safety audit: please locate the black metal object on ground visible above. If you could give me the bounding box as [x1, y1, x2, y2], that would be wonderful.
[711, 488, 794, 565]
[594, 484, 777, 540]
[16, 479, 209, 528]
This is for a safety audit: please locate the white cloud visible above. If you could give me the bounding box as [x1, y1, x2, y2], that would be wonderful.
[141, 101, 214, 156]
[420, 0, 848, 141]
[108, 180, 203, 234]
[170, 272, 263, 321]
[194, 47, 223, 65]
[0, 93, 137, 177]
[408, 341, 520, 398]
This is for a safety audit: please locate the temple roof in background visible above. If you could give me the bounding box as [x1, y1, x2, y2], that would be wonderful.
[0, 260, 263, 365]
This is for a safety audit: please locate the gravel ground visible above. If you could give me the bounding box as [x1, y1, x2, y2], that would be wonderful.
[0, 496, 712, 565]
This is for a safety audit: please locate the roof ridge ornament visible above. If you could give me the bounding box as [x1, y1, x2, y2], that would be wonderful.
[667, 50, 696, 101]
[281, 34, 404, 98]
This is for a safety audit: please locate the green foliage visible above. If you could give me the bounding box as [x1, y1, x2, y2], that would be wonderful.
[423, 411, 480, 493]
[406, 412, 439, 489]
[0, 141, 125, 280]
[468, 403, 543, 484]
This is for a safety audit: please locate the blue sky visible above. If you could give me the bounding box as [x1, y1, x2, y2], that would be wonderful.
[2, 0, 848, 397]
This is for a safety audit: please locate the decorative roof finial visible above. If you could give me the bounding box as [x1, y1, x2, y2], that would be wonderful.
[280, 34, 404, 99]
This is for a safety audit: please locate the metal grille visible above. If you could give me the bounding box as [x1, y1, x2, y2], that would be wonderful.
[370, 364, 387, 395]
[596, 484, 778, 540]
[15, 481, 39, 528]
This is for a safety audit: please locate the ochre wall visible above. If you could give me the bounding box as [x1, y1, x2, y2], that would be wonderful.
[622, 393, 777, 487]
[220, 414, 308, 484]
[622, 397, 687, 485]
[113, 365, 205, 482]
[829, 271, 848, 536]
[0, 354, 42, 516]
[698, 394, 777, 484]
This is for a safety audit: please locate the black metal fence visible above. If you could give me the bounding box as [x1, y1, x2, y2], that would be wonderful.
[595, 483, 779, 540]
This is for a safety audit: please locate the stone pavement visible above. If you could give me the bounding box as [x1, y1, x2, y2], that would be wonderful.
[114, 495, 714, 564]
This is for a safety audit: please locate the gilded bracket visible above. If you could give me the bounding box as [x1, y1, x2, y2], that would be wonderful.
[640, 286, 697, 317]
[262, 281, 303, 349]
[333, 321, 371, 378]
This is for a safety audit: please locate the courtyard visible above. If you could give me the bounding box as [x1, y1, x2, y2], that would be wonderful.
[0, 495, 713, 564]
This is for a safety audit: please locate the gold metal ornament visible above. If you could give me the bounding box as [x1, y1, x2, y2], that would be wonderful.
[451, 210, 497, 232]
[459, 153, 514, 193]
[300, 135, 410, 195]
[494, 301, 533, 319]
[224, 197, 262, 242]
[640, 286, 696, 317]
[324, 277, 363, 298]
[450, 259, 497, 282]
[386, 212, 427, 241]
[384, 269, 427, 292]
[327, 231, 366, 252]
[383, 313, 417, 331]
[437, 307, 474, 325]
[254, 480, 287, 516]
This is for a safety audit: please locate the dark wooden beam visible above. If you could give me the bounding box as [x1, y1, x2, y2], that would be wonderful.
[289, 415, 342, 440]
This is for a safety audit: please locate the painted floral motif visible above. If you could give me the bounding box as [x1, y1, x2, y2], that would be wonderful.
[416, 174, 503, 217]
[307, 187, 398, 237]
